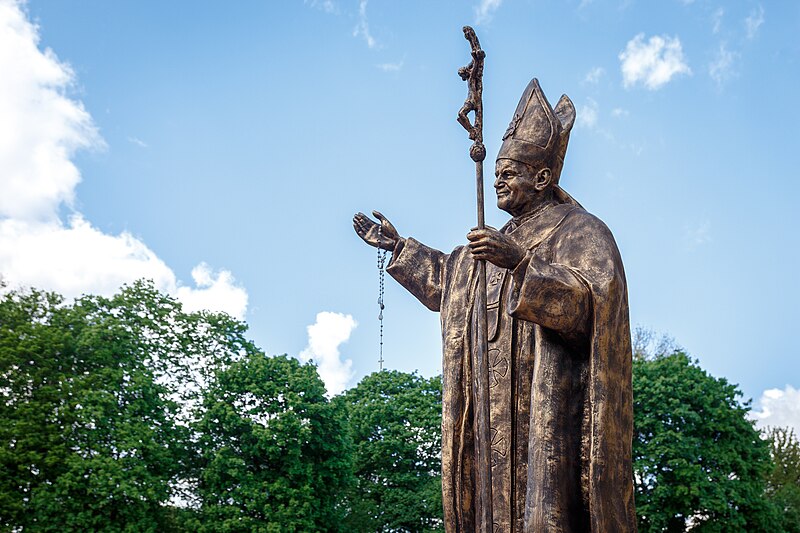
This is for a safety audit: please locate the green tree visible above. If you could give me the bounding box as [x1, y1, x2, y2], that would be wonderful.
[338, 370, 443, 532]
[632, 351, 781, 532]
[195, 353, 352, 532]
[0, 281, 248, 531]
[766, 427, 800, 533]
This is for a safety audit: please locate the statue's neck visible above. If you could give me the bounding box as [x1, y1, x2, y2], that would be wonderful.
[511, 198, 556, 226]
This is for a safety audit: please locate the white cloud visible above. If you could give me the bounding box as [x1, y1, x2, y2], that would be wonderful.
[712, 7, 724, 35]
[709, 43, 738, 87]
[175, 263, 248, 320]
[0, 0, 101, 222]
[0, 215, 174, 297]
[751, 385, 800, 435]
[619, 33, 691, 90]
[353, 0, 376, 49]
[475, 0, 502, 25]
[745, 5, 764, 40]
[0, 216, 249, 319]
[0, 0, 247, 319]
[611, 107, 629, 117]
[299, 312, 357, 396]
[584, 66, 605, 84]
[376, 59, 403, 72]
[577, 97, 599, 129]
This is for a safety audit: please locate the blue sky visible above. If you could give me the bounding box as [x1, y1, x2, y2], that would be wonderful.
[1, 0, 798, 428]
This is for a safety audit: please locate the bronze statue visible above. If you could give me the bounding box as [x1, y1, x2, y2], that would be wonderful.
[353, 32, 637, 533]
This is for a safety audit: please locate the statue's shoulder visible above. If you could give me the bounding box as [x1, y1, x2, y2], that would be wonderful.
[558, 206, 615, 239]
[553, 206, 624, 268]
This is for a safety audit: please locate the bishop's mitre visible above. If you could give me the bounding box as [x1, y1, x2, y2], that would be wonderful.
[497, 78, 576, 186]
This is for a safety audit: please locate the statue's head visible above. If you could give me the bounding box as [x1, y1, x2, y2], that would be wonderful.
[494, 158, 552, 217]
[495, 79, 578, 215]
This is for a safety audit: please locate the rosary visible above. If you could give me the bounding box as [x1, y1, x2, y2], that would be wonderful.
[376, 225, 387, 371]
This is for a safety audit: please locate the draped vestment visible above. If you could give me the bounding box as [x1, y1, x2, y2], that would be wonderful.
[387, 202, 637, 533]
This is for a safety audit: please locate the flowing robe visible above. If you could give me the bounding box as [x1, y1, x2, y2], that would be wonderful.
[386, 202, 637, 533]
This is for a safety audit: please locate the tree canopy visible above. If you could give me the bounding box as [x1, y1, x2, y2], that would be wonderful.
[0, 283, 203, 531]
[2, 284, 799, 532]
[632, 350, 781, 532]
[0, 282, 352, 532]
[766, 427, 800, 533]
[338, 370, 443, 532]
[195, 353, 352, 532]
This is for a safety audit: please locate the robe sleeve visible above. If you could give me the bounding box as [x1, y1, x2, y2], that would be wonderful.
[385, 237, 447, 312]
[507, 253, 591, 339]
[506, 212, 606, 341]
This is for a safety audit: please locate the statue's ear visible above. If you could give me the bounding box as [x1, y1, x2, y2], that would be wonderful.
[534, 168, 552, 191]
[554, 95, 575, 133]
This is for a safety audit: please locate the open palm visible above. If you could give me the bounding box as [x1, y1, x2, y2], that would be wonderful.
[353, 210, 400, 250]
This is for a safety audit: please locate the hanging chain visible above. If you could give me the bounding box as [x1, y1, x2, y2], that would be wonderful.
[377, 225, 387, 371]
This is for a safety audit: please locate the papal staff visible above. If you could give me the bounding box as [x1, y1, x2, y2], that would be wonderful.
[457, 25, 493, 531]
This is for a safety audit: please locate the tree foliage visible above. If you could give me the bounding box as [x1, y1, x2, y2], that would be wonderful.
[766, 427, 800, 533]
[632, 350, 781, 532]
[5, 283, 799, 532]
[338, 370, 443, 532]
[195, 353, 352, 532]
[0, 281, 321, 532]
[0, 282, 219, 531]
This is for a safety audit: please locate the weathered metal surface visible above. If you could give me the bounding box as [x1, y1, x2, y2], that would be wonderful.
[456, 25, 493, 533]
[352, 30, 637, 533]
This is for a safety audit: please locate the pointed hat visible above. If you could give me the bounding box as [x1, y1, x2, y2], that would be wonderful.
[497, 79, 576, 193]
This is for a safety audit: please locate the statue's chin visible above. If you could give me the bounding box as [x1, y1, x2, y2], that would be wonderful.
[496, 197, 511, 214]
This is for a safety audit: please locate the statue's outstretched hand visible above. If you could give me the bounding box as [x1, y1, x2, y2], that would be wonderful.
[353, 211, 401, 251]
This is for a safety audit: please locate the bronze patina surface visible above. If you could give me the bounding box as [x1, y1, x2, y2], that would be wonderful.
[353, 34, 637, 533]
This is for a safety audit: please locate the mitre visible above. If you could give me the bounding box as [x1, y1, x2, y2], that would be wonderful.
[497, 78, 580, 205]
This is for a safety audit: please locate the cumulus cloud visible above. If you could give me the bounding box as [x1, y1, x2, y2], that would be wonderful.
[619, 33, 691, 90]
[751, 385, 800, 434]
[353, 0, 376, 49]
[174, 263, 248, 320]
[709, 43, 738, 87]
[0, 0, 101, 222]
[611, 107, 629, 118]
[475, 0, 502, 25]
[0, 214, 248, 320]
[0, 0, 247, 319]
[299, 312, 357, 396]
[0, 215, 173, 297]
[745, 5, 764, 40]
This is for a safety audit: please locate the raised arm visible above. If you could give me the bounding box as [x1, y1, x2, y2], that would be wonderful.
[352, 211, 447, 312]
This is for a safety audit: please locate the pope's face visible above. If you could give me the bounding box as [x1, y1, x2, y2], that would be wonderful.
[494, 159, 539, 217]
